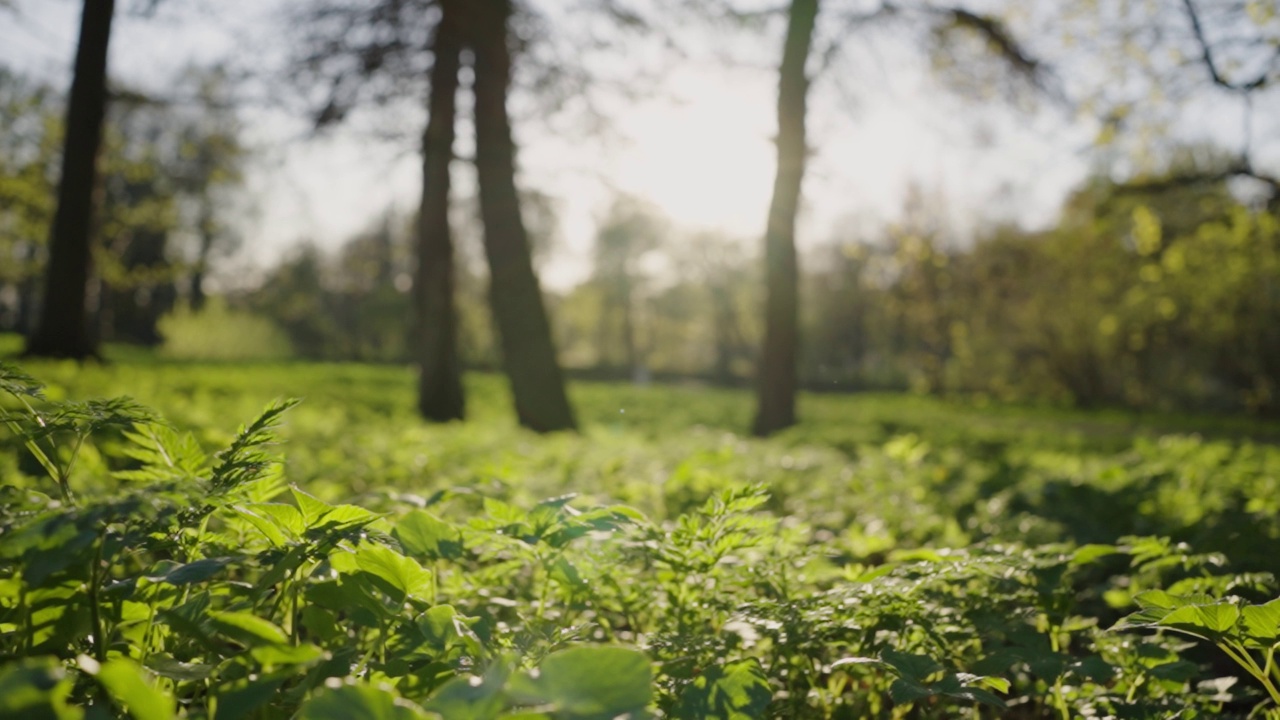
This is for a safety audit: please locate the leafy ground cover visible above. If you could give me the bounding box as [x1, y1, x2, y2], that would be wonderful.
[2, 355, 1279, 718]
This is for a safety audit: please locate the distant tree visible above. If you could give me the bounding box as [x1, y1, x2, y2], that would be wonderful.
[591, 195, 665, 378]
[97, 114, 179, 347]
[249, 244, 335, 359]
[468, 0, 576, 431]
[752, 0, 818, 437]
[0, 69, 60, 336]
[1, 63, 245, 347]
[416, 0, 466, 422]
[26, 0, 117, 358]
[172, 68, 246, 312]
[682, 233, 755, 384]
[291, 0, 586, 431]
[736, 0, 1046, 435]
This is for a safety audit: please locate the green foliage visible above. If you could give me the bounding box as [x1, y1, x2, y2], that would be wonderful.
[1119, 591, 1280, 705]
[157, 301, 293, 361]
[1, 361, 1278, 717]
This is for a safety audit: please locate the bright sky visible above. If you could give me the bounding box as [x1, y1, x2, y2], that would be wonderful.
[1, 0, 1095, 290]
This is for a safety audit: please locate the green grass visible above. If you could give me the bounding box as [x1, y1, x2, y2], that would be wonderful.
[2, 351, 1279, 718]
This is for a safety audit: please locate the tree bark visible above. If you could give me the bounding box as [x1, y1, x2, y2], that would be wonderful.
[415, 0, 466, 422]
[25, 0, 115, 359]
[752, 0, 818, 436]
[469, 0, 576, 432]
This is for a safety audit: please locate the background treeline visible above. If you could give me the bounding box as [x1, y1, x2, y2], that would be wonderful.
[3, 69, 1277, 417]
[235, 165, 1275, 416]
[0, 66, 243, 348]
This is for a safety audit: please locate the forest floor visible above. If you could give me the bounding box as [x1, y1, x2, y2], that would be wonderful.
[3, 343, 1280, 717]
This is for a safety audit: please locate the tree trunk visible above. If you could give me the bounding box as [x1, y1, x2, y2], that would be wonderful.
[16, 242, 39, 335]
[712, 283, 734, 384]
[752, 0, 818, 436]
[25, 0, 115, 359]
[190, 199, 215, 312]
[469, 0, 576, 432]
[620, 272, 637, 377]
[415, 0, 466, 423]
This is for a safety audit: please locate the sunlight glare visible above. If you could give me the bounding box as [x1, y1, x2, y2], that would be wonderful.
[612, 72, 775, 237]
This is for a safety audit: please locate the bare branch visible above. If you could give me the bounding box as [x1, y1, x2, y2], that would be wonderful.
[1181, 0, 1276, 92]
[1115, 163, 1280, 198]
[935, 6, 1042, 85]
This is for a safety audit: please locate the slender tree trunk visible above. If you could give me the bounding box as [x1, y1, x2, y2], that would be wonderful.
[190, 199, 215, 312]
[16, 242, 39, 335]
[415, 0, 465, 422]
[620, 272, 637, 376]
[469, 0, 576, 432]
[25, 0, 115, 359]
[752, 0, 818, 436]
[595, 282, 615, 370]
[712, 283, 734, 384]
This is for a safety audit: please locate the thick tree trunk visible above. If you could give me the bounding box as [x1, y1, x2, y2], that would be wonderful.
[469, 0, 576, 432]
[415, 0, 465, 422]
[752, 0, 818, 437]
[25, 0, 115, 359]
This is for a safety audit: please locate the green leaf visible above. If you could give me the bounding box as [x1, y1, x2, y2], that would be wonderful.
[1241, 598, 1280, 642]
[1114, 606, 1172, 629]
[548, 557, 588, 590]
[1133, 590, 1182, 610]
[143, 655, 215, 682]
[214, 674, 286, 720]
[207, 611, 290, 647]
[507, 646, 652, 719]
[0, 361, 45, 398]
[355, 543, 433, 602]
[672, 659, 771, 720]
[240, 503, 305, 541]
[311, 503, 381, 533]
[305, 574, 385, 622]
[423, 662, 511, 720]
[292, 485, 334, 527]
[1148, 660, 1199, 682]
[965, 675, 1010, 694]
[1067, 656, 1116, 681]
[1157, 602, 1241, 638]
[934, 674, 1006, 708]
[888, 677, 932, 704]
[298, 681, 427, 720]
[147, 557, 232, 586]
[395, 510, 465, 561]
[116, 424, 206, 483]
[80, 656, 174, 720]
[1135, 590, 1215, 610]
[230, 505, 293, 547]
[880, 650, 943, 681]
[1070, 544, 1120, 566]
[892, 673, 1008, 709]
[417, 605, 480, 654]
[209, 398, 299, 494]
[249, 643, 326, 669]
